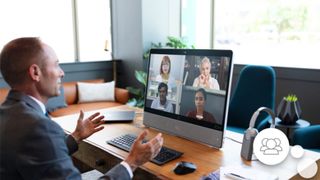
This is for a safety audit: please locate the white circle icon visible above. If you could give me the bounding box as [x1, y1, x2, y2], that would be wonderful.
[291, 145, 304, 159]
[253, 128, 289, 165]
[297, 158, 318, 178]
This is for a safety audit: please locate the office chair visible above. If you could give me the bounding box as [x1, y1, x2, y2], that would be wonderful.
[292, 125, 320, 152]
[227, 65, 276, 134]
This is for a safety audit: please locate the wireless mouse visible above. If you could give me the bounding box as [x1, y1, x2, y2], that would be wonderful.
[173, 161, 197, 175]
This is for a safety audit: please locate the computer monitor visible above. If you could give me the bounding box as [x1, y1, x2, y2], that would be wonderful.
[144, 48, 233, 148]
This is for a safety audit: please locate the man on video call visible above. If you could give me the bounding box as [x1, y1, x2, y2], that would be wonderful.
[151, 82, 173, 113]
[0, 37, 163, 179]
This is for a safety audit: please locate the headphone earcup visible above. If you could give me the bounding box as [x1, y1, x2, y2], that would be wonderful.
[241, 128, 258, 161]
[245, 128, 258, 140]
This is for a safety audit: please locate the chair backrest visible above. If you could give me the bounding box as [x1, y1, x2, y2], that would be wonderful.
[292, 125, 320, 151]
[228, 65, 276, 129]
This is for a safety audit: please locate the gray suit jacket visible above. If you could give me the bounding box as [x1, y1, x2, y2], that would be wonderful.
[0, 90, 130, 180]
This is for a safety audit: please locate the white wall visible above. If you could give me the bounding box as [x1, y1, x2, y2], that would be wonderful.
[111, 0, 143, 87]
[112, 0, 181, 87]
[142, 0, 180, 51]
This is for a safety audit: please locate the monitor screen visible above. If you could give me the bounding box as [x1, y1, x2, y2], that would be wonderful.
[144, 49, 233, 148]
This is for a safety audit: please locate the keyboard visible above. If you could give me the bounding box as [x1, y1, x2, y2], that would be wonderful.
[107, 134, 183, 165]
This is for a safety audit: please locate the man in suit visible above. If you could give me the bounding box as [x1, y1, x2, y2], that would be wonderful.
[0, 37, 163, 179]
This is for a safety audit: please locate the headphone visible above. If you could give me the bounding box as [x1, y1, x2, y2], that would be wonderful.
[240, 107, 276, 161]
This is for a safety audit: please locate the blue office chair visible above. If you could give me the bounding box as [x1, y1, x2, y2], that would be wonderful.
[292, 125, 320, 152]
[227, 65, 276, 134]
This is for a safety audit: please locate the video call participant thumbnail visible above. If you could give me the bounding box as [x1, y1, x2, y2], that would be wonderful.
[193, 57, 220, 90]
[151, 82, 173, 113]
[186, 88, 217, 123]
[155, 55, 176, 89]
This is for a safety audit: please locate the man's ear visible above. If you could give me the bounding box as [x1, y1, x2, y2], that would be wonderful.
[28, 64, 42, 82]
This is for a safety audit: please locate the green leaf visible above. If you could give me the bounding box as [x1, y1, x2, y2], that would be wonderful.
[166, 36, 191, 49]
[285, 94, 298, 102]
[125, 70, 147, 107]
[143, 50, 150, 60]
[151, 42, 163, 48]
[135, 70, 147, 86]
[127, 98, 137, 107]
[136, 99, 145, 108]
[126, 86, 142, 96]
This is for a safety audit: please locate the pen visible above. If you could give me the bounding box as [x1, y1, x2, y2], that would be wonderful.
[224, 173, 252, 180]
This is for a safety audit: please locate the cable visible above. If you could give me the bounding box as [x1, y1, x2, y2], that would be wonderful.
[224, 137, 260, 161]
[224, 136, 242, 144]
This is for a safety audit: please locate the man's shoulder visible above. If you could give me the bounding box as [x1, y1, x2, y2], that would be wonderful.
[1, 100, 58, 132]
[167, 100, 173, 106]
[151, 98, 159, 105]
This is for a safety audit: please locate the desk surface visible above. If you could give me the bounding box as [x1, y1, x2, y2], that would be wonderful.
[52, 105, 320, 180]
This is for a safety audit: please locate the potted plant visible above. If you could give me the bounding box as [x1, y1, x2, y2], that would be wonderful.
[126, 70, 147, 108]
[276, 94, 302, 125]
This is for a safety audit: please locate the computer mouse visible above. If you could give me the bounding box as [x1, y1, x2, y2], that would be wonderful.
[173, 161, 197, 175]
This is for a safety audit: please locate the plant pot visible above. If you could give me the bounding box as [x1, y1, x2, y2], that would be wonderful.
[276, 98, 302, 125]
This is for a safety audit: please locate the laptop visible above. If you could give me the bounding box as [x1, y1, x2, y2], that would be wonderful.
[102, 110, 136, 122]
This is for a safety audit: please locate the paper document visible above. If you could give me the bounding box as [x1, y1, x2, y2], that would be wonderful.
[220, 165, 278, 180]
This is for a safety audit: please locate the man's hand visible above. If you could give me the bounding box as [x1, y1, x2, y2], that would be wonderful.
[71, 110, 105, 142]
[124, 130, 163, 171]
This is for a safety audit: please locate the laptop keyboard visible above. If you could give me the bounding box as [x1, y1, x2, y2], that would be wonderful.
[107, 134, 183, 165]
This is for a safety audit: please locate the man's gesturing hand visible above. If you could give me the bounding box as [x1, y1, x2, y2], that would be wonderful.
[71, 110, 105, 142]
[125, 130, 163, 171]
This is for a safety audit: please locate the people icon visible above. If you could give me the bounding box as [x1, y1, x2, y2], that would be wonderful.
[151, 82, 173, 113]
[156, 55, 175, 88]
[186, 88, 216, 123]
[193, 57, 220, 90]
[260, 138, 283, 155]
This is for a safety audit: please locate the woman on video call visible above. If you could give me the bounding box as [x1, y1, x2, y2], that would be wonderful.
[156, 55, 175, 88]
[193, 57, 220, 90]
[186, 88, 216, 124]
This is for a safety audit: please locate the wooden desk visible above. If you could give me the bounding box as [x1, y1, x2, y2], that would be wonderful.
[52, 105, 320, 180]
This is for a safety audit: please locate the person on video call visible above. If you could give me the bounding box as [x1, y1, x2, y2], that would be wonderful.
[192, 57, 220, 90]
[151, 82, 173, 113]
[186, 88, 217, 123]
[0, 37, 163, 180]
[155, 55, 175, 89]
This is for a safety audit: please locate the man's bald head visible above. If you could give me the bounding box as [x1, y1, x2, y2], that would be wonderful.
[0, 37, 46, 87]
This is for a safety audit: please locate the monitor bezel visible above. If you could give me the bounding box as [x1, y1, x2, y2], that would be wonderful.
[143, 48, 233, 148]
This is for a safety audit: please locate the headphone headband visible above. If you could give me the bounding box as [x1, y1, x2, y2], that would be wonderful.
[249, 107, 275, 128]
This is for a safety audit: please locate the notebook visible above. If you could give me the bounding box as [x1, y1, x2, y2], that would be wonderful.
[103, 110, 136, 122]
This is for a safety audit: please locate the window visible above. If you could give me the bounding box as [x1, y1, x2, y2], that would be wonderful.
[182, 0, 320, 69]
[0, 0, 112, 63]
[181, 0, 212, 48]
[77, 0, 112, 61]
